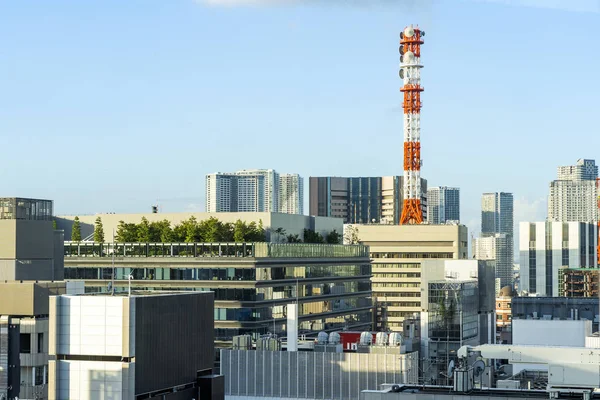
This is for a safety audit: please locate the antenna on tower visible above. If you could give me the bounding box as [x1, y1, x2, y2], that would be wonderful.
[399, 25, 425, 225]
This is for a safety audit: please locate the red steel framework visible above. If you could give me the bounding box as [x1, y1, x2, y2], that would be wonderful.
[399, 25, 425, 225]
[597, 177, 600, 265]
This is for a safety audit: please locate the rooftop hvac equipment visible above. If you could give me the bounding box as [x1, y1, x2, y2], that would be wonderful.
[388, 332, 403, 346]
[329, 332, 341, 345]
[232, 335, 252, 350]
[317, 331, 329, 345]
[360, 331, 373, 345]
[375, 332, 388, 346]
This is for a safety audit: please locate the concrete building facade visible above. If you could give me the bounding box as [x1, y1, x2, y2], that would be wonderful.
[48, 292, 221, 400]
[519, 221, 598, 296]
[56, 212, 341, 243]
[0, 198, 64, 282]
[352, 224, 469, 332]
[309, 176, 427, 225]
[426, 186, 460, 224]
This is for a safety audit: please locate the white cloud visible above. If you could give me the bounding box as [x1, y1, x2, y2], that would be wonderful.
[514, 196, 547, 224]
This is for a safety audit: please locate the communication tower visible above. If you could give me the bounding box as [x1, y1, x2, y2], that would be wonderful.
[399, 25, 425, 225]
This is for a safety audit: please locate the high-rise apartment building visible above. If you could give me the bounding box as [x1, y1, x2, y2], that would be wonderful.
[473, 233, 512, 291]
[519, 221, 598, 296]
[309, 176, 427, 224]
[481, 192, 514, 237]
[279, 173, 304, 215]
[426, 186, 460, 224]
[206, 169, 303, 214]
[548, 159, 598, 222]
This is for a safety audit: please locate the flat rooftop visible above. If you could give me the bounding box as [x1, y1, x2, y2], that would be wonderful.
[362, 385, 554, 399]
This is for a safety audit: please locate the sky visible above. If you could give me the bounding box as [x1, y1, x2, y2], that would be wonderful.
[1, 0, 599, 245]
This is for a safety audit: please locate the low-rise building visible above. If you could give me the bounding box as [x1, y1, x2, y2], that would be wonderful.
[0, 281, 84, 400]
[0, 197, 63, 281]
[48, 291, 222, 400]
[62, 241, 373, 344]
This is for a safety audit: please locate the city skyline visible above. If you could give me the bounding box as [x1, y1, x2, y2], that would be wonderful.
[1, 1, 598, 244]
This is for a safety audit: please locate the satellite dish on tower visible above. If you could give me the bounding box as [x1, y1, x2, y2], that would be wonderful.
[399, 45, 405, 55]
[403, 51, 415, 64]
[400, 32, 404, 39]
[404, 26, 415, 38]
[399, 69, 404, 79]
[421, 30, 426, 37]
[447, 360, 455, 377]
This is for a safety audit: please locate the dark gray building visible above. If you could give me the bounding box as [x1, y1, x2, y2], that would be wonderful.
[63, 242, 373, 345]
[309, 176, 427, 224]
[0, 197, 63, 281]
[48, 291, 223, 400]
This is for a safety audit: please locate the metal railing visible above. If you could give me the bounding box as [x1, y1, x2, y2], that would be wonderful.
[64, 242, 370, 259]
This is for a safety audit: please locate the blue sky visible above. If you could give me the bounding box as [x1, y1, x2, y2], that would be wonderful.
[1, 0, 599, 239]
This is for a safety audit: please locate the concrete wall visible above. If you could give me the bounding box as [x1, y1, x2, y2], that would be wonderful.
[354, 224, 468, 259]
[0, 220, 63, 281]
[0, 282, 69, 316]
[56, 212, 343, 243]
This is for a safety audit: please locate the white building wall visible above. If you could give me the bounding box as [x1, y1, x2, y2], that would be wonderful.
[54, 360, 133, 400]
[519, 221, 597, 296]
[512, 319, 592, 373]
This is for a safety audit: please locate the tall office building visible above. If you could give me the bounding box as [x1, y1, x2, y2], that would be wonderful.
[481, 192, 514, 237]
[519, 221, 598, 296]
[548, 159, 598, 222]
[473, 233, 512, 291]
[309, 176, 427, 224]
[426, 187, 460, 224]
[279, 173, 304, 215]
[206, 169, 303, 214]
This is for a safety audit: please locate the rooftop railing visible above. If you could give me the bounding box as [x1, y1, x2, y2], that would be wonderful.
[64, 241, 369, 259]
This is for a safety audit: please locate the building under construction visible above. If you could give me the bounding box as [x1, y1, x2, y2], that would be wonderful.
[560, 267, 600, 297]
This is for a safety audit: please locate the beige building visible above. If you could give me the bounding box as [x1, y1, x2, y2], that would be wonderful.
[0, 281, 84, 400]
[351, 224, 469, 331]
[56, 212, 342, 243]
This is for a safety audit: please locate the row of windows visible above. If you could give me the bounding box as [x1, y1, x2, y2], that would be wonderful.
[375, 292, 420, 298]
[374, 273, 420, 278]
[371, 252, 454, 259]
[214, 297, 370, 321]
[65, 265, 370, 282]
[373, 282, 420, 288]
[372, 263, 420, 269]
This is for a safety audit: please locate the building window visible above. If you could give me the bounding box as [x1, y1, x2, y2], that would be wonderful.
[38, 333, 44, 353]
[20, 333, 31, 354]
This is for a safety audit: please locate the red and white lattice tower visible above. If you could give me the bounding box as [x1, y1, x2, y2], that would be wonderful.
[597, 177, 599, 265]
[399, 25, 425, 225]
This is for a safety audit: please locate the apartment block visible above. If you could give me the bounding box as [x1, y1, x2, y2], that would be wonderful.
[548, 159, 598, 223]
[206, 169, 304, 214]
